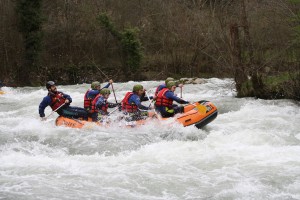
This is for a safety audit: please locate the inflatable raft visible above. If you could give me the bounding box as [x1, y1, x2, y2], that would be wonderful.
[55, 100, 218, 129]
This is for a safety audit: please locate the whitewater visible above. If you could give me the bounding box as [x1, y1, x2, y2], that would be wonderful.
[0, 78, 299, 200]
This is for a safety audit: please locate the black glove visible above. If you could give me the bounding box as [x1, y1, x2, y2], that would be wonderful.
[108, 103, 118, 108]
[179, 100, 189, 104]
[118, 103, 122, 111]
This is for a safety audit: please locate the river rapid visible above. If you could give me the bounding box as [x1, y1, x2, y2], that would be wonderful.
[0, 78, 299, 200]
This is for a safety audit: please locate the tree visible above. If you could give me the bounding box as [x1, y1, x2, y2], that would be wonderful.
[97, 13, 143, 79]
[16, 0, 43, 86]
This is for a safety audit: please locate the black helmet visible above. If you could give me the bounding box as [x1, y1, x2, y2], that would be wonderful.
[46, 81, 55, 89]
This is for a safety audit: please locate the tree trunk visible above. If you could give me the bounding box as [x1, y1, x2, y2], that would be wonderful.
[230, 23, 248, 97]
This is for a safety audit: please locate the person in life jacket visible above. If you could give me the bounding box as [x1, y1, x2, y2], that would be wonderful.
[121, 84, 153, 121]
[155, 81, 189, 118]
[83, 79, 113, 114]
[153, 77, 183, 100]
[39, 81, 88, 120]
[90, 88, 120, 122]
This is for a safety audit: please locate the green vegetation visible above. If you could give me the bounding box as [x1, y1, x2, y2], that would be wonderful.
[97, 13, 143, 79]
[0, 1, 299, 100]
[16, 0, 43, 86]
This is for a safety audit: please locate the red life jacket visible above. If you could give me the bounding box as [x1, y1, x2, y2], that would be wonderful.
[121, 92, 138, 113]
[83, 89, 93, 111]
[91, 94, 108, 113]
[155, 88, 173, 108]
[50, 92, 66, 111]
[154, 83, 164, 97]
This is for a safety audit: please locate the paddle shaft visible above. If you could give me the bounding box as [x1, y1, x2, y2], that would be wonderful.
[111, 83, 118, 104]
[180, 87, 182, 98]
[145, 91, 161, 119]
[45, 103, 66, 119]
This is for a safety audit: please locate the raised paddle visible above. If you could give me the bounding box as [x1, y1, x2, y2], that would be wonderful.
[111, 82, 118, 104]
[180, 86, 182, 98]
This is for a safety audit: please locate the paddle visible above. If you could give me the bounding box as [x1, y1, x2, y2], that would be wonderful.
[144, 90, 161, 119]
[110, 82, 118, 104]
[108, 106, 119, 116]
[180, 87, 182, 98]
[44, 103, 66, 120]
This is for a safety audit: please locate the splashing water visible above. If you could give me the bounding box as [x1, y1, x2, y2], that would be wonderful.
[0, 79, 299, 199]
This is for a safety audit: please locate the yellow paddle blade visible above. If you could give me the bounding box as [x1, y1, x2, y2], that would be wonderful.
[196, 104, 207, 114]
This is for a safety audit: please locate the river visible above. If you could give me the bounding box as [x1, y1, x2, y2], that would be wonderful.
[0, 78, 299, 200]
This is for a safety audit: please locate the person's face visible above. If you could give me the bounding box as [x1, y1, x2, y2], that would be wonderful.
[170, 85, 176, 92]
[96, 85, 101, 91]
[49, 85, 57, 93]
[104, 94, 110, 99]
[137, 89, 144, 96]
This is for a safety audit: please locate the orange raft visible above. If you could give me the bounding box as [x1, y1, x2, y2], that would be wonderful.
[55, 100, 218, 129]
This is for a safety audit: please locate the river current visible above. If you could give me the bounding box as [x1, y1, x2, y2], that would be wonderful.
[0, 78, 299, 200]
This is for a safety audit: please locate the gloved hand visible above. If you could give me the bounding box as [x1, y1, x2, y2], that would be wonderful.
[118, 103, 122, 111]
[179, 100, 189, 104]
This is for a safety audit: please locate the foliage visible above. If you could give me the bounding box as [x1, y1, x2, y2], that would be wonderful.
[97, 13, 143, 78]
[120, 28, 143, 73]
[16, 0, 43, 85]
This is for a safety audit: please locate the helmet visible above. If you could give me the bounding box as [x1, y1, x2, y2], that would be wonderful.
[100, 88, 111, 95]
[46, 81, 55, 89]
[91, 81, 101, 90]
[165, 77, 174, 85]
[166, 81, 176, 89]
[133, 84, 143, 92]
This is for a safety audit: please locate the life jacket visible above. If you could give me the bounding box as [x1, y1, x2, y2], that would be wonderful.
[121, 92, 138, 113]
[83, 89, 93, 112]
[91, 94, 107, 113]
[49, 91, 66, 111]
[154, 83, 165, 97]
[155, 88, 173, 108]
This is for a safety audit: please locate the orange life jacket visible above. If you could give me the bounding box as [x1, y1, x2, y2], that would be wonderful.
[121, 92, 138, 113]
[50, 92, 66, 111]
[91, 94, 107, 113]
[155, 88, 173, 108]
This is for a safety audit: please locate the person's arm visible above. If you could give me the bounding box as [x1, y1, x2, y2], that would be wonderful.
[130, 95, 150, 110]
[107, 102, 119, 108]
[140, 95, 153, 101]
[165, 91, 189, 104]
[101, 80, 113, 89]
[61, 92, 72, 104]
[95, 97, 106, 109]
[38, 96, 51, 117]
[87, 90, 99, 98]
